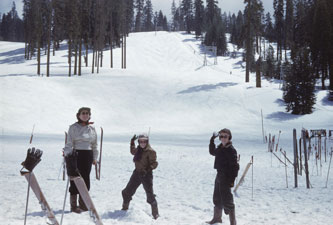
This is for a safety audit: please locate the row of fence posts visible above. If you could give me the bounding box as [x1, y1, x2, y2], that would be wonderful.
[267, 129, 333, 189]
[292, 129, 332, 188]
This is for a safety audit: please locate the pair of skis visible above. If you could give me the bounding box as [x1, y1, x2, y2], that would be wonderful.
[22, 171, 104, 225]
[23, 127, 104, 225]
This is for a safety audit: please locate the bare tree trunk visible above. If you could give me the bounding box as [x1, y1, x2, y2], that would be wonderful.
[322, 69, 326, 90]
[25, 42, 27, 59]
[110, 36, 113, 68]
[46, 25, 51, 77]
[259, 36, 262, 58]
[284, 41, 287, 62]
[53, 39, 56, 56]
[100, 50, 103, 67]
[95, 50, 98, 67]
[85, 43, 88, 67]
[110, 15, 113, 68]
[329, 61, 333, 90]
[124, 34, 126, 69]
[280, 41, 282, 61]
[68, 39, 72, 77]
[263, 39, 266, 60]
[256, 36, 259, 54]
[37, 40, 41, 75]
[97, 51, 100, 73]
[121, 35, 124, 69]
[26, 42, 29, 60]
[74, 42, 78, 75]
[256, 58, 261, 88]
[92, 47, 95, 74]
[79, 38, 82, 76]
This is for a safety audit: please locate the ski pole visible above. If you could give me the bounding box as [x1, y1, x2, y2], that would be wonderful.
[24, 172, 32, 225]
[326, 150, 333, 188]
[63, 132, 68, 181]
[57, 160, 63, 180]
[60, 176, 70, 225]
[29, 124, 35, 144]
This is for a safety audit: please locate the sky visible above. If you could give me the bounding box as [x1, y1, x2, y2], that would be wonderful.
[1, 0, 273, 20]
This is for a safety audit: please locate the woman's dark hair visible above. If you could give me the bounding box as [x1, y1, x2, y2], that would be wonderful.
[76, 107, 91, 124]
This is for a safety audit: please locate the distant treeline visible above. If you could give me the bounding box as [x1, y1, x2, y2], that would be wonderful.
[0, 2, 24, 42]
[1, 0, 333, 115]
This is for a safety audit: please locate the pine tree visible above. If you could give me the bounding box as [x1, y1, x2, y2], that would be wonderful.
[273, 0, 284, 61]
[194, 0, 204, 38]
[143, 0, 153, 31]
[171, 0, 177, 31]
[0, 2, 24, 42]
[134, 0, 144, 32]
[284, 0, 294, 60]
[204, 14, 227, 56]
[263, 45, 276, 78]
[244, 0, 255, 82]
[206, 0, 218, 25]
[264, 12, 274, 43]
[181, 0, 193, 33]
[52, 0, 65, 54]
[162, 15, 169, 31]
[231, 11, 244, 48]
[328, 0, 333, 90]
[283, 47, 316, 114]
[311, 0, 331, 90]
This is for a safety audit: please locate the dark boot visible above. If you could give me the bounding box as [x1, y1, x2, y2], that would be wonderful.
[151, 202, 159, 219]
[79, 196, 88, 212]
[229, 208, 236, 225]
[121, 201, 129, 211]
[206, 207, 222, 224]
[70, 195, 81, 213]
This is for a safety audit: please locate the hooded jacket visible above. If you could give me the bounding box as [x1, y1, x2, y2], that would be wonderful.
[130, 140, 158, 172]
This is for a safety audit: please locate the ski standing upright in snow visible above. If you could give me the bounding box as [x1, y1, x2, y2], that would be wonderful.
[21, 147, 59, 225]
[95, 127, 103, 180]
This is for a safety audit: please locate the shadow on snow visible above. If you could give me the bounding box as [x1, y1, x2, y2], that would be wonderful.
[101, 210, 127, 220]
[266, 111, 303, 121]
[0, 48, 25, 64]
[177, 82, 237, 94]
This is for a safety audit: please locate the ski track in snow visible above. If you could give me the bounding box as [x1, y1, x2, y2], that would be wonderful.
[0, 31, 333, 225]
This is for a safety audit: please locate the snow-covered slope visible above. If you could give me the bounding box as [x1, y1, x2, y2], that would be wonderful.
[0, 32, 333, 225]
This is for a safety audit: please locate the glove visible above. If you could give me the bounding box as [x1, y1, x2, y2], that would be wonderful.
[65, 151, 79, 176]
[131, 134, 137, 142]
[210, 132, 218, 142]
[21, 147, 43, 172]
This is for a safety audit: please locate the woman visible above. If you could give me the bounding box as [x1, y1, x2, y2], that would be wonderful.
[63, 107, 98, 213]
[207, 128, 239, 225]
[121, 134, 159, 219]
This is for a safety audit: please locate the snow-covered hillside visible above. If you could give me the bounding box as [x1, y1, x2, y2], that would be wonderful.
[0, 31, 333, 225]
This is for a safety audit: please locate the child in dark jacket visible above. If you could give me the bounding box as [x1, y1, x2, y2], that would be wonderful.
[207, 128, 239, 225]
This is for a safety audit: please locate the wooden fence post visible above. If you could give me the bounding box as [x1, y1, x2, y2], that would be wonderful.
[293, 129, 298, 187]
[299, 138, 302, 176]
[302, 130, 310, 189]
